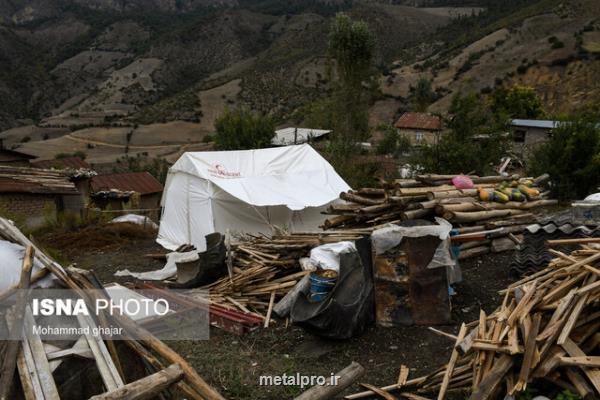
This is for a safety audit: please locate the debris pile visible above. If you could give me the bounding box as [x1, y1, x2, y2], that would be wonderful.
[323, 174, 557, 259]
[0, 217, 225, 400]
[347, 242, 600, 400]
[194, 231, 366, 319]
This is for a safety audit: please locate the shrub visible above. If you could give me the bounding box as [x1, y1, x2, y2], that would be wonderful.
[214, 108, 275, 151]
[530, 111, 600, 200]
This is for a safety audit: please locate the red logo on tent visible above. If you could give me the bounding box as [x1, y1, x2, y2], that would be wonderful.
[208, 164, 241, 178]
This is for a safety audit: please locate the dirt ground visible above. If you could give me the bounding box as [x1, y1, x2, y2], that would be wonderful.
[40, 231, 515, 400]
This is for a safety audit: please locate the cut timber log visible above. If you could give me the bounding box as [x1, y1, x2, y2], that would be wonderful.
[88, 364, 184, 400]
[446, 209, 526, 223]
[427, 189, 478, 200]
[340, 192, 382, 206]
[295, 362, 365, 400]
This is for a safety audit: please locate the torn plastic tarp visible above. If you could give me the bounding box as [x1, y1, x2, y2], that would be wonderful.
[115, 250, 198, 281]
[371, 218, 460, 284]
[371, 217, 452, 255]
[309, 241, 356, 272]
[110, 214, 158, 229]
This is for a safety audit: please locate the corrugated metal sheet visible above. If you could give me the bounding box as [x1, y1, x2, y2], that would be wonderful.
[31, 156, 91, 170]
[0, 166, 78, 195]
[91, 172, 163, 195]
[394, 112, 441, 131]
[272, 128, 331, 146]
[510, 119, 560, 129]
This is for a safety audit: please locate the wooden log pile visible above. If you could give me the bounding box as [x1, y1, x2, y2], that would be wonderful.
[194, 231, 367, 321]
[346, 243, 600, 400]
[322, 174, 557, 259]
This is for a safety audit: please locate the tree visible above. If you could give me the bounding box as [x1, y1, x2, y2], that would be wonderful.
[214, 108, 275, 151]
[328, 13, 375, 156]
[490, 85, 545, 119]
[414, 92, 510, 175]
[376, 124, 410, 156]
[412, 76, 435, 112]
[530, 108, 600, 200]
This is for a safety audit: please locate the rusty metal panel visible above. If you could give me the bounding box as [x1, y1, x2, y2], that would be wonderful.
[406, 236, 451, 325]
[374, 235, 451, 326]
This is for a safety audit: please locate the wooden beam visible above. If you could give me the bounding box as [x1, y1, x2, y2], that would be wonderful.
[295, 362, 365, 400]
[89, 364, 184, 400]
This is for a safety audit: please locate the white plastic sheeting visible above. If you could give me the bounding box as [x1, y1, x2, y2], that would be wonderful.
[110, 214, 158, 229]
[371, 218, 453, 255]
[584, 193, 600, 202]
[0, 240, 55, 292]
[157, 144, 350, 251]
[371, 218, 459, 284]
[115, 250, 198, 281]
[309, 241, 356, 272]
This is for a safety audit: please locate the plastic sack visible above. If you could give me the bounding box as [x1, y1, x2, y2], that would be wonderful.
[0, 240, 55, 292]
[452, 175, 474, 189]
[309, 241, 356, 272]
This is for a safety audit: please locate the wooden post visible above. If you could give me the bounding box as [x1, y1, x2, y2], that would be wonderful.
[88, 364, 184, 400]
[294, 362, 365, 400]
[0, 245, 35, 400]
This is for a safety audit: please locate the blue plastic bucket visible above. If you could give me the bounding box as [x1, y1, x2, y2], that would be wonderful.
[309, 292, 330, 302]
[309, 271, 337, 302]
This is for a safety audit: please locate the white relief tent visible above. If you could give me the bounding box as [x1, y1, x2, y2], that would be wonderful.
[157, 144, 350, 251]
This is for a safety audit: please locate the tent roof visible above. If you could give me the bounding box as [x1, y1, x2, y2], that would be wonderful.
[168, 144, 350, 210]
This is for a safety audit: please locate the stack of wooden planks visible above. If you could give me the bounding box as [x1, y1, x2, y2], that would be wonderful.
[322, 174, 557, 259]
[194, 231, 367, 321]
[346, 242, 600, 400]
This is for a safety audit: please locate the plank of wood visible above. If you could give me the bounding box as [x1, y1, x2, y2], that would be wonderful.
[558, 276, 596, 345]
[469, 355, 513, 400]
[565, 367, 596, 400]
[513, 313, 541, 392]
[264, 291, 276, 328]
[22, 306, 60, 400]
[437, 323, 468, 400]
[398, 365, 410, 387]
[89, 363, 184, 400]
[16, 347, 38, 400]
[359, 383, 398, 400]
[560, 357, 600, 368]
[77, 313, 124, 391]
[561, 338, 600, 394]
[546, 238, 600, 246]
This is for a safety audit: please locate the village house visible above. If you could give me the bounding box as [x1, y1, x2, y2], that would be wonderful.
[0, 145, 36, 167]
[90, 172, 163, 220]
[394, 112, 443, 146]
[31, 156, 96, 201]
[0, 166, 82, 227]
[510, 118, 560, 150]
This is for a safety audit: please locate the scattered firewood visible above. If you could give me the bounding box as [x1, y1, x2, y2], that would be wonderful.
[345, 246, 600, 400]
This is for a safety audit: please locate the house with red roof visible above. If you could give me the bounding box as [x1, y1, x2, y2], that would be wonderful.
[394, 112, 443, 146]
[90, 172, 163, 219]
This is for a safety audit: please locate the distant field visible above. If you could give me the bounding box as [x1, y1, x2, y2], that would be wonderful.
[15, 121, 209, 164]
